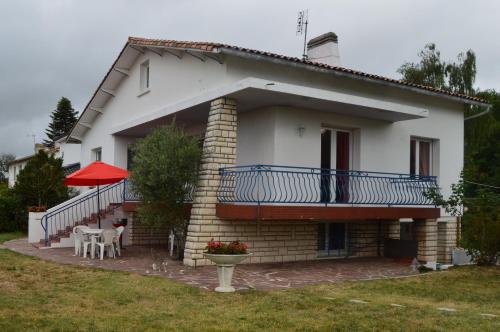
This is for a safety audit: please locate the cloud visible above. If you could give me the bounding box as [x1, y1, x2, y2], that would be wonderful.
[0, 0, 499, 156]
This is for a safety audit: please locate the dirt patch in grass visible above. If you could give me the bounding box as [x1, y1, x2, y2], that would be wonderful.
[0, 249, 498, 331]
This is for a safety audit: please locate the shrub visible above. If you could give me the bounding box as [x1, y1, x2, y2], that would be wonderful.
[0, 182, 24, 232]
[461, 190, 500, 265]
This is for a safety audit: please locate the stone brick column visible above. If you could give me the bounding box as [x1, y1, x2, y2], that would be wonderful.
[183, 97, 237, 267]
[437, 218, 457, 264]
[414, 219, 437, 263]
[385, 220, 401, 240]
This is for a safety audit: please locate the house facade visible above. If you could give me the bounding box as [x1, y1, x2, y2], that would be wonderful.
[32, 33, 489, 267]
[8, 140, 81, 188]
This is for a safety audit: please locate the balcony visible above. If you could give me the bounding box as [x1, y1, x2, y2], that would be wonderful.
[216, 165, 440, 221]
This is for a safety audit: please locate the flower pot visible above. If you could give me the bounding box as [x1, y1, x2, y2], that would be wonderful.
[203, 253, 252, 292]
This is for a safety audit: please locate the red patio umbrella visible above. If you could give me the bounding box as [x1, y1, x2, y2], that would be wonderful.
[64, 161, 128, 228]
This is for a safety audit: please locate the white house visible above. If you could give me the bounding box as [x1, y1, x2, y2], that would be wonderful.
[32, 33, 489, 267]
[8, 140, 81, 188]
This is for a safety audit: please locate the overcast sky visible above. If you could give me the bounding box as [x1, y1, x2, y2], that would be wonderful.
[1, 0, 499, 157]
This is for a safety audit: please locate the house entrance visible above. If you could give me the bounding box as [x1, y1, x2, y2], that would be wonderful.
[320, 128, 352, 203]
[317, 222, 348, 257]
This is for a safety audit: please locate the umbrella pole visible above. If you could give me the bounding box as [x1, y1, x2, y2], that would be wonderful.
[97, 184, 101, 228]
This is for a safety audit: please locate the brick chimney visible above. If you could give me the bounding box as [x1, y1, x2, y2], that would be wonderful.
[306, 32, 340, 66]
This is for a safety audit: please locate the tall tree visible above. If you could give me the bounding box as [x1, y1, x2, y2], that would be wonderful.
[0, 153, 15, 182]
[130, 125, 202, 259]
[397, 43, 476, 95]
[13, 150, 68, 208]
[44, 97, 78, 147]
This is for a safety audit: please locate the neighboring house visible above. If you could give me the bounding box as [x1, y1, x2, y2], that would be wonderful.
[32, 32, 489, 267]
[8, 139, 81, 188]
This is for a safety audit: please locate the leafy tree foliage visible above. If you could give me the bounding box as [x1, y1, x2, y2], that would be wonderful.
[129, 125, 202, 259]
[0, 182, 24, 232]
[464, 90, 500, 196]
[461, 190, 500, 265]
[43, 97, 78, 147]
[397, 43, 476, 95]
[425, 177, 500, 265]
[0, 153, 15, 182]
[13, 150, 68, 208]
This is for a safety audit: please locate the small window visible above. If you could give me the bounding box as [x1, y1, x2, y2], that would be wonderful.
[93, 148, 102, 161]
[410, 138, 433, 176]
[140, 60, 150, 91]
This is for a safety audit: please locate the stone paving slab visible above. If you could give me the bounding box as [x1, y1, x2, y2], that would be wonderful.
[3, 238, 418, 291]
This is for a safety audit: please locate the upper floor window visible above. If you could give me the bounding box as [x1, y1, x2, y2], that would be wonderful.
[140, 60, 150, 91]
[410, 138, 434, 176]
[93, 148, 102, 161]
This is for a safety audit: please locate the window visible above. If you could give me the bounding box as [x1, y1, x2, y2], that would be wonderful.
[410, 138, 434, 176]
[140, 60, 150, 91]
[93, 148, 102, 161]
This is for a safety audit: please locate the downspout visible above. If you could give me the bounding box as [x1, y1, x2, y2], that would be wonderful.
[464, 105, 491, 121]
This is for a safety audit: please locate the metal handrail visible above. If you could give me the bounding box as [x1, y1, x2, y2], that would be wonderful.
[40, 178, 196, 246]
[218, 164, 438, 206]
[40, 180, 126, 246]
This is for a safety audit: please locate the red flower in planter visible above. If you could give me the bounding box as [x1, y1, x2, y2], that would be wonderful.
[205, 239, 248, 254]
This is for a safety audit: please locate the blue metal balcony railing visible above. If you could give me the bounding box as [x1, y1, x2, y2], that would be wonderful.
[217, 165, 438, 206]
[123, 180, 195, 202]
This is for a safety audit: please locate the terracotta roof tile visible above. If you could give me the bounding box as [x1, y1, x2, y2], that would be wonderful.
[128, 36, 487, 104]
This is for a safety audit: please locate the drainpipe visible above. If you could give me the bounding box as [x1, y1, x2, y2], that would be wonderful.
[464, 106, 491, 121]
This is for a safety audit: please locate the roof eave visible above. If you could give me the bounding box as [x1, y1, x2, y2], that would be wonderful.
[219, 47, 490, 108]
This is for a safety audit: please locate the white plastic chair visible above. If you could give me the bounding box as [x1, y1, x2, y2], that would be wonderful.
[73, 225, 90, 256]
[96, 229, 117, 260]
[114, 226, 125, 257]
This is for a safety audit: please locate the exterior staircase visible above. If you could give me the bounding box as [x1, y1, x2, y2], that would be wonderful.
[36, 180, 137, 248]
[35, 203, 122, 248]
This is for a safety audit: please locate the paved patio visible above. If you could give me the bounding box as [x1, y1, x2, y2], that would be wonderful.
[4, 238, 419, 291]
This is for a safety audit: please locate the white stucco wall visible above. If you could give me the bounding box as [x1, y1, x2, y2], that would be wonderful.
[79, 49, 230, 169]
[54, 142, 81, 167]
[242, 103, 463, 202]
[237, 108, 276, 165]
[7, 160, 28, 188]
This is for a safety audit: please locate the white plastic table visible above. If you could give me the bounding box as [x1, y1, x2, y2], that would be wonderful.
[82, 228, 103, 259]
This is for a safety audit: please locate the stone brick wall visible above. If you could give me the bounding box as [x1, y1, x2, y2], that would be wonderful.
[349, 221, 385, 257]
[437, 218, 458, 264]
[127, 213, 170, 246]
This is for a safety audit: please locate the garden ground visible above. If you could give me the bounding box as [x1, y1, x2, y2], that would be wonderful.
[0, 233, 499, 331]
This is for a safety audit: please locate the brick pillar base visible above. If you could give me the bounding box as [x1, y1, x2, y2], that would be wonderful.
[183, 97, 237, 267]
[414, 219, 437, 263]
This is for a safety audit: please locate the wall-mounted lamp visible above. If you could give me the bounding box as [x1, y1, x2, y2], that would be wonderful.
[297, 125, 306, 137]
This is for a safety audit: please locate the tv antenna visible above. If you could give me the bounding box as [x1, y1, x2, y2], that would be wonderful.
[296, 10, 309, 60]
[27, 133, 37, 151]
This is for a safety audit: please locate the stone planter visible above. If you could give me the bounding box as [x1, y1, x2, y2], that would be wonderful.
[203, 253, 252, 292]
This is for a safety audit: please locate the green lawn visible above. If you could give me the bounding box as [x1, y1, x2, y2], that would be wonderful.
[0, 234, 498, 331]
[0, 232, 25, 244]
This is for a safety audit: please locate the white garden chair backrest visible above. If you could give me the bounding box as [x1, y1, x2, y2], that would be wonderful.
[73, 225, 89, 234]
[100, 229, 117, 245]
[73, 226, 89, 242]
[115, 226, 125, 237]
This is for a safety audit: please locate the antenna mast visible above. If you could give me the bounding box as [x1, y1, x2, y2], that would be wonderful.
[296, 10, 309, 60]
[27, 133, 37, 151]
